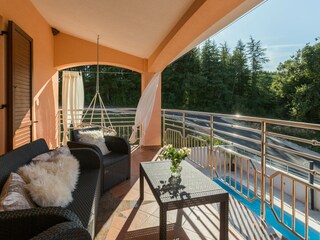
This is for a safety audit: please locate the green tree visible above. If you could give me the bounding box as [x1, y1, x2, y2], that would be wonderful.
[200, 40, 224, 111]
[272, 41, 320, 122]
[162, 48, 203, 110]
[246, 36, 269, 110]
[230, 40, 250, 113]
[219, 42, 234, 111]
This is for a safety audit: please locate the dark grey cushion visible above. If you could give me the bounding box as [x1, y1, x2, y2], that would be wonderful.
[102, 152, 129, 167]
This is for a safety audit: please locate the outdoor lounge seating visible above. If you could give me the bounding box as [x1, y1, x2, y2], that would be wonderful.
[67, 127, 131, 192]
[0, 139, 101, 240]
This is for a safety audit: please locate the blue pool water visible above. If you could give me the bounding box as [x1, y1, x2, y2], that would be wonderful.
[214, 178, 320, 240]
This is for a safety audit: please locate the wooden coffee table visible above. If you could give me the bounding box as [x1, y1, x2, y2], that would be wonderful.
[139, 160, 229, 240]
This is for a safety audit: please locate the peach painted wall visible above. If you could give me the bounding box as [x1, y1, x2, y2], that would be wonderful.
[54, 33, 145, 73]
[0, 0, 59, 154]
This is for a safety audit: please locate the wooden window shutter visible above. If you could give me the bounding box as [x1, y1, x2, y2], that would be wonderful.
[7, 21, 33, 150]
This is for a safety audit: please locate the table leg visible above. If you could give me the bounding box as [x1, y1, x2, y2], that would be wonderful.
[139, 164, 144, 204]
[220, 199, 229, 240]
[159, 207, 167, 240]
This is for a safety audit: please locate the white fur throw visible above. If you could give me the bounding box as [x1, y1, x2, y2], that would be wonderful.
[78, 130, 110, 155]
[32, 146, 71, 162]
[18, 154, 79, 207]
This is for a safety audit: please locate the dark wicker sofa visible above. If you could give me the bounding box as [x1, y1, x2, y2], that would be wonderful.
[67, 127, 131, 192]
[0, 139, 101, 240]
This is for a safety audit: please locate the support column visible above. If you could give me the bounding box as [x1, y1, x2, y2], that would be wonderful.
[140, 72, 161, 147]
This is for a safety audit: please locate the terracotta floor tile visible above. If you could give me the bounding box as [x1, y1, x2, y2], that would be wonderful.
[151, 207, 192, 226]
[138, 201, 159, 216]
[105, 227, 121, 240]
[127, 211, 151, 231]
[182, 207, 221, 240]
[139, 214, 159, 229]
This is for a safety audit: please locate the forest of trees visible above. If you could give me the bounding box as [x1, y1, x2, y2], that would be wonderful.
[162, 37, 320, 123]
[60, 36, 320, 124]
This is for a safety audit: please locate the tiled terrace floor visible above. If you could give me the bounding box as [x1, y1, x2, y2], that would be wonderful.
[95, 147, 281, 240]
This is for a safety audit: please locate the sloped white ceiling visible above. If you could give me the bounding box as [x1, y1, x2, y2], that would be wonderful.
[31, 0, 194, 58]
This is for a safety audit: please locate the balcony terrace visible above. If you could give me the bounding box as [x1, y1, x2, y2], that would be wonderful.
[1, 0, 319, 239]
[60, 107, 320, 239]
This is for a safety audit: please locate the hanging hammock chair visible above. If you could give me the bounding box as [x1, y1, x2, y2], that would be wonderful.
[76, 35, 117, 136]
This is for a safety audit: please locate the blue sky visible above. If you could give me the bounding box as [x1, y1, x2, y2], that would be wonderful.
[208, 0, 320, 71]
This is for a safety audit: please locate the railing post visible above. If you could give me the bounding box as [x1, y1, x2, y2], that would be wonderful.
[309, 161, 314, 210]
[260, 121, 267, 220]
[58, 109, 61, 146]
[182, 112, 186, 147]
[162, 110, 166, 145]
[210, 114, 214, 179]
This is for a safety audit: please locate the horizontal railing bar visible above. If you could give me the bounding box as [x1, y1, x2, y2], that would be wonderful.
[108, 121, 135, 124]
[214, 129, 261, 144]
[185, 126, 208, 135]
[165, 123, 183, 130]
[214, 136, 262, 156]
[266, 154, 317, 175]
[184, 122, 210, 131]
[164, 118, 183, 125]
[59, 108, 137, 112]
[267, 143, 320, 162]
[184, 116, 211, 124]
[213, 121, 261, 133]
[185, 128, 210, 138]
[267, 131, 320, 146]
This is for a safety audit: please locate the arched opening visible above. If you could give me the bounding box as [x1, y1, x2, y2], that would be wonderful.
[58, 64, 142, 143]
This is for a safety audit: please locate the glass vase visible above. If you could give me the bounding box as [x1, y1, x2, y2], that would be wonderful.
[171, 165, 182, 178]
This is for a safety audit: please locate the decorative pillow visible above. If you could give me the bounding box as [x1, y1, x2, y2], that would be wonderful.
[0, 173, 35, 211]
[78, 130, 110, 155]
[18, 153, 79, 207]
[32, 146, 71, 162]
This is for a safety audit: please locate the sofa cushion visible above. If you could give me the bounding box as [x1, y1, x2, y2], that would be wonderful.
[66, 169, 100, 228]
[102, 152, 129, 167]
[0, 173, 35, 211]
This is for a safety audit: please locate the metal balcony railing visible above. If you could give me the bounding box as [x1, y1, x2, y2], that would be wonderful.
[162, 109, 320, 240]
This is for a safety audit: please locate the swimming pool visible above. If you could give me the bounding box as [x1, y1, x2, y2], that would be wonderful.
[214, 178, 320, 240]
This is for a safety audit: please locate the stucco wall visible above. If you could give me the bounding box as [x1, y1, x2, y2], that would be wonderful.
[0, 0, 59, 154]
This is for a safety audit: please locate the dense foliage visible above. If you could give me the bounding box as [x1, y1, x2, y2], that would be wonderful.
[60, 37, 320, 124]
[162, 37, 320, 123]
